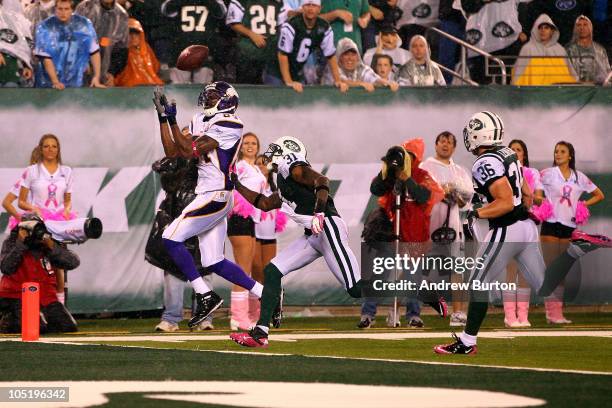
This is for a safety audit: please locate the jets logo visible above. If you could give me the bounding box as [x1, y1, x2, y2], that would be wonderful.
[556, 0, 576, 11]
[492, 22, 515, 38]
[283, 140, 301, 153]
[469, 119, 484, 131]
[465, 29, 482, 45]
[0, 29, 18, 44]
[412, 4, 431, 19]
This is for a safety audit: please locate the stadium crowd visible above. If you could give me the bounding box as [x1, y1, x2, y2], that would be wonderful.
[0, 0, 610, 88]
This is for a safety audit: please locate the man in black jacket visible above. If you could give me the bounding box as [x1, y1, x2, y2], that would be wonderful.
[0, 216, 79, 333]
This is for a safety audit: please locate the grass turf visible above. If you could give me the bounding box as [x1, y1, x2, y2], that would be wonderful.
[54, 311, 612, 334]
[95, 336, 612, 373]
[0, 341, 610, 408]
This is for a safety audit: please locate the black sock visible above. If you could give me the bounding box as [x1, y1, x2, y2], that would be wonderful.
[257, 264, 283, 329]
[464, 301, 488, 336]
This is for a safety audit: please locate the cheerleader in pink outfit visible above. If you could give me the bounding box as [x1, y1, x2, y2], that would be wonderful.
[228, 133, 267, 330]
[503, 140, 544, 328]
[538, 141, 605, 324]
[17, 135, 77, 304]
[3, 148, 40, 230]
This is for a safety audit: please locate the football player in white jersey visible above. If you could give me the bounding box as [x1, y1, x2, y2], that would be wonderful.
[434, 111, 547, 355]
[434, 114, 611, 354]
[229, 136, 362, 347]
[153, 82, 265, 328]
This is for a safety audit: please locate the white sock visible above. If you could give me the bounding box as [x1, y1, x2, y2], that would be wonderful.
[459, 332, 477, 346]
[191, 277, 211, 294]
[250, 282, 263, 298]
[256, 325, 269, 334]
[56, 292, 65, 305]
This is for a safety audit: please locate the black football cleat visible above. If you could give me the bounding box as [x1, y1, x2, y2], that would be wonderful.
[188, 291, 223, 328]
[433, 333, 477, 355]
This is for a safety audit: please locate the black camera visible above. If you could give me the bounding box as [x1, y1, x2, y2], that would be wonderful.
[18, 217, 50, 246]
[382, 146, 406, 171]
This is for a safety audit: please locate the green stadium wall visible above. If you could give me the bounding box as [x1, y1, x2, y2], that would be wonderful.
[0, 86, 610, 312]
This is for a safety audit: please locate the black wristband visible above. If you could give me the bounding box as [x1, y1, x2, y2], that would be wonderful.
[158, 114, 168, 124]
[314, 185, 329, 193]
[167, 116, 177, 126]
[253, 194, 263, 208]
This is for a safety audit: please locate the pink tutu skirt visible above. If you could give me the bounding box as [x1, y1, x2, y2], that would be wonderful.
[8, 208, 77, 230]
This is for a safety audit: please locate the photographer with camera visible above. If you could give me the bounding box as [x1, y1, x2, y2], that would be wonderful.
[0, 214, 79, 334]
[359, 138, 446, 328]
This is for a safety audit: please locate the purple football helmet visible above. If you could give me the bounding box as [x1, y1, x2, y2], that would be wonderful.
[197, 81, 239, 118]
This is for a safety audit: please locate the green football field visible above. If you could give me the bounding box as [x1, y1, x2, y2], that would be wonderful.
[1, 312, 611, 407]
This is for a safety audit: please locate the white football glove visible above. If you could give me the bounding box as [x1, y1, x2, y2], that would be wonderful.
[311, 213, 325, 235]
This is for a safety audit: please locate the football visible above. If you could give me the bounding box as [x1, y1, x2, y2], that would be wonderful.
[176, 45, 209, 71]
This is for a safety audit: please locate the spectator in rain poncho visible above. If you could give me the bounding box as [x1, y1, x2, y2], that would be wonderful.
[397, 35, 446, 86]
[363, 25, 411, 71]
[512, 14, 577, 86]
[24, 0, 55, 35]
[565, 15, 610, 85]
[324, 37, 397, 91]
[75, 0, 128, 86]
[34, 0, 103, 88]
[114, 18, 163, 87]
[0, 0, 34, 86]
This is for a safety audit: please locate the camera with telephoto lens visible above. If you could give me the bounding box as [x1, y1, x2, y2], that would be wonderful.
[18, 216, 51, 247]
[18, 215, 103, 245]
[382, 146, 406, 174]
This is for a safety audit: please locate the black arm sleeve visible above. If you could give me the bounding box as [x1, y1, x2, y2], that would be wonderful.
[405, 178, 431, 204]
[0, 236, 27, 276]
[47, 245, 80, 271]
[370, 172, 394, 196]
[460, 0, 486, 15]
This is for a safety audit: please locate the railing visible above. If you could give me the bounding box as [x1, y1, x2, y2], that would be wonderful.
[428, 27, 507, 85]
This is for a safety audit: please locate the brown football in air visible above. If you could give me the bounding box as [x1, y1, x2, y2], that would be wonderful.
[176, 45, 209, 71]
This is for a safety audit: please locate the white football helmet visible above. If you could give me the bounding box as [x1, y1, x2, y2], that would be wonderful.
[263, 136, 307, 168]
[463, 111, 505, 153]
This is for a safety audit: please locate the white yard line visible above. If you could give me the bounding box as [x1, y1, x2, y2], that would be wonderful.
[2, 330, 610, 343]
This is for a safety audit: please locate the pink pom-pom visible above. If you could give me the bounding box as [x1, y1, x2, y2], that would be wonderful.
[40, 208, 77, 221]
[575, 201, 590, 225]
[8, 216, 19, 231]
[7, 208, 77, 231]
[530, 199, 554, 222]
[275, 210, 288, 233]
[523, 167, 536, 192]
[230, 191, 255, 218]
